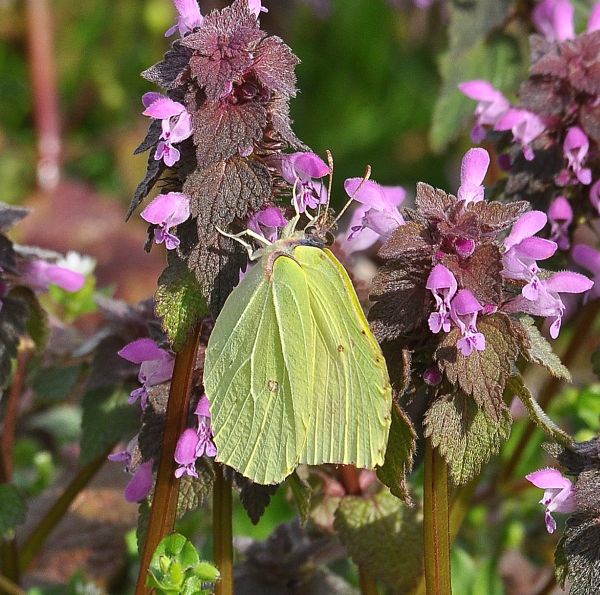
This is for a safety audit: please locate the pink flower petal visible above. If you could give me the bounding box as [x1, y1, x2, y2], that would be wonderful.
[545, 271, 594, 294]
[142, 95, 186, 119]
[573, 244, 600, 274]
[141, 193, 190, 226]
[451, 289, 483, 316]
[124, 461, 154, 502]
[118, 338, 167, 364]
[426, 264, 458, 293]
[504, 211, 548, 249]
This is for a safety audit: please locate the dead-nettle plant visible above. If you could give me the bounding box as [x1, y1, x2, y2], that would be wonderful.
[118, 0, 599, 593]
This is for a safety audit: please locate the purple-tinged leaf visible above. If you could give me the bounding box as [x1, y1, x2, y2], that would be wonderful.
[142, 41, 193, 90]
[253, 36, 299, 97]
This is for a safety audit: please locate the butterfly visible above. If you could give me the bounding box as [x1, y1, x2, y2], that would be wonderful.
[203, 177, 392, 485]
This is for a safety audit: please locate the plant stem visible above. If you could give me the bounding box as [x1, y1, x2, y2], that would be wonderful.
[501, 300, 600, 483]
[423, 439, 452, 595]
[358, 566, 379, 595]
[134, 324, 202, 595]
[213, 467, 234, 595]
[1, 345, 32, 585]
[19, 447, 112, 570]
[0, 573, 26, 595]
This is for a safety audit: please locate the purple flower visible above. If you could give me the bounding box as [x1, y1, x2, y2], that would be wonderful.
[458, 80, 510, 142]
[495, 108, 546, 161]
[457, 148, 490, 204]
[547, 196, 573, 251]
[589, 3, 600, 32]
[450, 289, 486, 356]
[247, 206, 288, 242]
[140, 192, 191, 250]
[278, 152, 330, 213]
[562, 126, 592, 185]
[248, 0, 268, 16]
[344, 178, 406, 245]
[423, 367, 443, 386]
[426, 264, 458, 334]
[142, 93, 193, 167]
[118, 338, 175, 409]
[124, 460, 154, 503]
[503, 211, 557, 300]
[174, 395, 217, 478]
[572, 244, 600, 301]
[165, 0, 203, 38]
[505, 271, 593, 338]
[20, 260, 86, 293]
[337, 206, 382, 254]
[590, 180, 600, 214]
[526, 468, 576, 533]
[532, 0, 575, 42]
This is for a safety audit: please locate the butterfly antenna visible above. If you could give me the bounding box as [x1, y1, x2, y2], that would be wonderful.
[215, 227, 271, 261]
[333, 164, 372, 227]
[317, 150, 335, 221]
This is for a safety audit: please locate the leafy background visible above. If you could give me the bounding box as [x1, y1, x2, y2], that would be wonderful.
[1, 0, 599, 592]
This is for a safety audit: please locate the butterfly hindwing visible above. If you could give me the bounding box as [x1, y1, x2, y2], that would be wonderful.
[294, 246, 392, 470]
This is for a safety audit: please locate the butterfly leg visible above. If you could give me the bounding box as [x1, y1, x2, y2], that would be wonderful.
[215, 227, 271, 261]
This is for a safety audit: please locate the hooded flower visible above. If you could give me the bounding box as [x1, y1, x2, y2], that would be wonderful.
[247, 206, 288, 243]
[457, 148, 490, 204]
[118, 338, 175, 409]
[165, 0, 204, 37]
[20, 260, 86, 293]
[142, 93, 193, 167]
[532, 0, 575, 42]
[505, 271, 593, 338]
[248, 0, 268, 16]
[572, 243, 600, 301]
[503, 211, 557, 300]
[495, 108, 546, 161]
[140, 192, 191, 250]
[124, 460, 154, 503]
[562, 126, 592, 185]
[426, 264, 458, 334]
[526, 467, 576, 533]
[547, 196, 573, 251]
[278, 152, 330, 213]
[458, 80, 510, 142]
[450, 289, 486, 356]
[174, 395, 217, 478]
[344, 178, 406, 247]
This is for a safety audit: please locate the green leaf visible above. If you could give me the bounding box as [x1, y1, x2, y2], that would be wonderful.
[155, 257, 208, 352]
[506, 375, 573, 447]
[334, 490, 422, 592]
[516, 315, 571, 381]
[430, 33, 523, 152]
[9, 287, 49, 349]
[376, 403, 416, 505]
[80, 386, 138, 464]
[0, 484, 27, 537]
[424, 392, 511, 485]
[287, 471, 312, 525]
[30, 364, 83, 403]
[177, 461, 215, 519]
[436, 313, 519, 421]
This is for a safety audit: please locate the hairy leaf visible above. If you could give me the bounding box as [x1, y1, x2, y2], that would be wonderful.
[561, 514, 600, 595]
[178, 460, 216, 518]
[9, 286, 49, 350]
[156, 257, 208, 352]
[138, 383, 170, 463]
[142, 41, 193, 90]
[468, 201, 529, 235]
[268, 93, 306, 149]
[506, 375, 572, 447]
[80, 386, 138, 464]
[127, 154, 165, 220]
[236, 475, 279, 525]
[287, 472, 312, 525]
[334, 490, 422, 593]
[0, 293, 29, 387]
[253, 36, 298, 97]
[0, 202, 29, 233]
[377, 403, 416, 505]
[515, 315, 571, 381]
[414, 182, 456, 222]
[431, 33, 523, 152]
[369, 257, 432, 342]
[137, 501, 150, 552]
[0, 484, 27, 537]
[0, 235, 16, 271]
[192, 101, 267, 167]
[436, 314, 519, 421]
[134, 119, 163, 156]
[424, 392, 511, 485]
[378, 221, 434, 260]
[575, 469, 600, 516]
[181, 157, 271, 313]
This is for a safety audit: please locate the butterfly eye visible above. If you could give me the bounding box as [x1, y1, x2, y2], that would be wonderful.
[324, 231, 335, 246]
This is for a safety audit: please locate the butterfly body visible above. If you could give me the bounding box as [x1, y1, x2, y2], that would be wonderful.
[204, 228, 392, 484]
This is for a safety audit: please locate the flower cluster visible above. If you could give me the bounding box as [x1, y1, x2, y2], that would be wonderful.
[526, 467, 576, 533]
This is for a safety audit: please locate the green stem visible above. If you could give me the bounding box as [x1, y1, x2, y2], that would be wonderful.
[358, 566, 379, 595]
[423, 439, 452, 595]
[213, 467, 233, 595]
[19, 447, 111, 570]
[134, 324, 202, 595]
